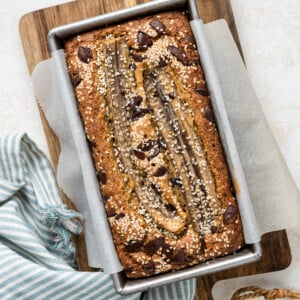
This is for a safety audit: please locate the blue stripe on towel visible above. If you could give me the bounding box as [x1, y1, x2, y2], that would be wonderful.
[0, 133, 196, 299]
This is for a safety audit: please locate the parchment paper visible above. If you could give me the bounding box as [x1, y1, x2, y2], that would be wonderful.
[32, 51, 122, 273]
[31, 20, 300, 272]
[204, 20, 300, 234]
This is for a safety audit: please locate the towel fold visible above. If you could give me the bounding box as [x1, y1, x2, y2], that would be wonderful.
[0, 133, 195, 299]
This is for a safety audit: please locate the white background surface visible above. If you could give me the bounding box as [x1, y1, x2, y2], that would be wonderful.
[0, 0, 299, 298]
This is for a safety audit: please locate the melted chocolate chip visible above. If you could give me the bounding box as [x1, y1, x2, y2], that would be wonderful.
[102, 194, 109, 202]
[88, 140, 96, 148]
[203, 106, 215, 123]
[147, 144, 160, 160]
[195, 87, 209, 97]
[167, 46, 190, 66]
[138, 140, 155, 152]
[200, 234, 206, 253]
[123, 266, 133, 273]
[165, 203, 177, 213]
[141, 171, 147, 178]
[162, 243, 173, 260]
[131, 53, 147, 62]
[169, 92, 175, 99]
[106, 208, 116, 218]
[170, 178, 183, 188]
[72, 76, 82, 87]
[133, 149, 146, 160]
[131, 108, 152, 121]
[171, 248, 188, 264]
[158, 57, 167, 68]
[142, 260, 155, 273]
[153, 166, 168, 177]
[137, 31, 153, 50]
[150, 20, 166, 34]
[186, 35, 196, 44]
[223, 205, 238, 223]
[125, 240, 143, 253]
[211, 225, 223, 234]
[144, 237, 165, 256]
[78, 46, 92, 63]
[98, 170, 107, 184]
[151, 184, 161, 196]
[116, 212, 125, 220]
[130, 95, 143, 109]
[129, 63, 136, 70]
[71, 70, 82, 87]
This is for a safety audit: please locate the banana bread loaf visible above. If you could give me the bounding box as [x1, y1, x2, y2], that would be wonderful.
[64, 10, 244, 278]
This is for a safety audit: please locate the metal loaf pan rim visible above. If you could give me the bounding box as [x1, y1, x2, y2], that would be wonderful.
[47, 0, 261, 294]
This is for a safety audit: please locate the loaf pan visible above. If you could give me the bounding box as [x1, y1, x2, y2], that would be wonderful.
[47, 0, 261, 294]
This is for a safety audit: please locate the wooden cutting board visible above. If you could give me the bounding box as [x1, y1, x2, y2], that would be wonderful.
[19, 0, 292, 299]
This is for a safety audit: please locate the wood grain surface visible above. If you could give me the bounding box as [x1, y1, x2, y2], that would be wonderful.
[19, 0, 292, 298]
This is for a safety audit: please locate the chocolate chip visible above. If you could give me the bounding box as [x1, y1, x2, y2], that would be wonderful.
[223, 205, 238, 223]
[211, 226, 218, 233]
[142, 260, 155, 273]
[151, 184, 161, 196]
[138, 139, 155, 152]
[147, 144, 160, 160]
[158, 57, 167, 68]
[131, 53, 147, 62]
[132, 108, 152, 121]
[141, 171, 147, 178]
[78, 46, 92, 63]
[170, 178, 183, 188]
[171, 248, 187, 264]
[167, 45, 190, 66]
[137, 31, 153, 50]
[72, 76, 82, 87]
[98, 170, 107, 184]
[203, 106, 215, 123]
[200, 234, 206, 253]
[186, 35, 196, 44]
[165, 203, 176, 213]
[129, 63, 136, 70]
[150, 20, 166, 34]
[102, 194, 109, 202]
[116, 213, 125, 220]
[107, 208, 116, 217]
[125, 240, 143, 253]
[133, 149, 146, 160]
[144, 237, 165, 256]
[195, 87, 209, 97]
[169, 92, 175, 99]
[162, 243, 173, 260]
[211, 226, 223, 234]
[123, 265, 133, 273]
[153, 166, 168, 177]
[129, 95, 143, 109]
[88, 140, 96, 147]
[71, 70, 82, 87]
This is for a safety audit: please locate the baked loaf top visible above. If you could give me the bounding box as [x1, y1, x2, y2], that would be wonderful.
[65, 11, 244, 278]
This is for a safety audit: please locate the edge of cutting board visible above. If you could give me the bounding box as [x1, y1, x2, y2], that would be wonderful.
[19, 0, 292, 298]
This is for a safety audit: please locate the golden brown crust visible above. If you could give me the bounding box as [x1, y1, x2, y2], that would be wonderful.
[64, 11, 244, 278]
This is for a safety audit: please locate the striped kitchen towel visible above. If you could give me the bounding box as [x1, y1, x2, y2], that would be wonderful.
[0, 133, 195, 300]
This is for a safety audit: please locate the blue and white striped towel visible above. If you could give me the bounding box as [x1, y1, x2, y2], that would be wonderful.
[0, 133, 195, 299]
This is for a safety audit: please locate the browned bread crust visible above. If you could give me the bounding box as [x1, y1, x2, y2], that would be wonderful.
[64, 11, 244, 278]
